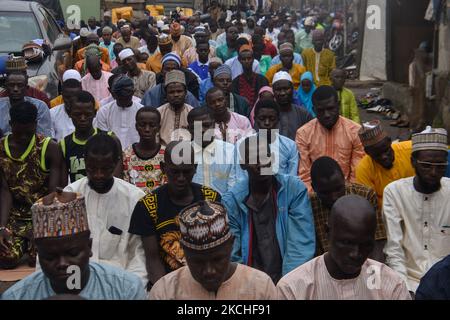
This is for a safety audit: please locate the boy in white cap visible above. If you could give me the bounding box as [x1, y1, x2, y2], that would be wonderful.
[50, 69, 82, 108]
[72, 28, 90, 57]
[63, 69, 82, 82]
[50, 71, 83, 141]
[384, 127, 450, 296]
[149, 200, 277, 300]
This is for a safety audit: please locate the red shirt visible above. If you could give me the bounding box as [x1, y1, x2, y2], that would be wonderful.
[238, 74, 257, 107]
[263, 40, 278, 58]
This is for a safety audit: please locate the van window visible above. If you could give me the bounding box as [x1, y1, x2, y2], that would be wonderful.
[0, 12, 42, 54]
[39, 7, 60, 42]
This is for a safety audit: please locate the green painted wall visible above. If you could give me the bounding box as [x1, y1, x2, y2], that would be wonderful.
[59, 0, 101, 23]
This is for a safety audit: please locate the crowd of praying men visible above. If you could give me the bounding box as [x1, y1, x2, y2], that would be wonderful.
[0, 4, 449, 300]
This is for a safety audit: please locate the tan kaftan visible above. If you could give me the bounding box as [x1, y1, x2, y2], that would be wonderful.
[149, 264, 277, 300]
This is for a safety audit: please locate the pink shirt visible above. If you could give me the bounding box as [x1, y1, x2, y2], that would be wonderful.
[81, 71, 113, 102]
[110, 59, 118, 69]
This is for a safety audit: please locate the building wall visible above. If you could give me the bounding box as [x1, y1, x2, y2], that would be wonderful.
[388, 0, 434, 83]
[438, 15, 450, 72]
[359, 0, 387, 81]
[437, 0, 450, 142]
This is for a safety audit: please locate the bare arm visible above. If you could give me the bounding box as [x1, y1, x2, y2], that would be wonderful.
[112, 135, 123, 179]
[60, 145, 69, 188]
[0, 170, 13, 253]
[58, 140, 69, 188]
[45, 140, 66, 191]
[141, 235, 167, 291]
[60, 153, 69, 188]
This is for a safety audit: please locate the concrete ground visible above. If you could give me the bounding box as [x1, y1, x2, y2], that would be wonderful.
[348, 82, 412, 141]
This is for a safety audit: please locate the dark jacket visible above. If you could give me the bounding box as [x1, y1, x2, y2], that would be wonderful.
[231, 93, 251, 117]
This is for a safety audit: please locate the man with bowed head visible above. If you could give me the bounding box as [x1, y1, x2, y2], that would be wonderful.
[150, 201, 277, 299]
[383, 127, 450, 295]
[277, 195, 411, 300]
[2, 190, 147, 300]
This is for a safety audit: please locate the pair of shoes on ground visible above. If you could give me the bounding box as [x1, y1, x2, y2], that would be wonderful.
[383, 110, 401, 120]
[366, 105, 394, 113]
[360, 98, 392, 110]
[390, 119, 409, 128]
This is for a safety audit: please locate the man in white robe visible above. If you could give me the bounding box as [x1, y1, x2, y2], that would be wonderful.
[96, 75, 143, 150]
[383, 127, 450, 294]
[63, 133, 147, 285]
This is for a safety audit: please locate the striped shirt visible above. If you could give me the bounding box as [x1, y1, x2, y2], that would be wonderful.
[310, 183, 387, 255]
[277, 255, 411, 300]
